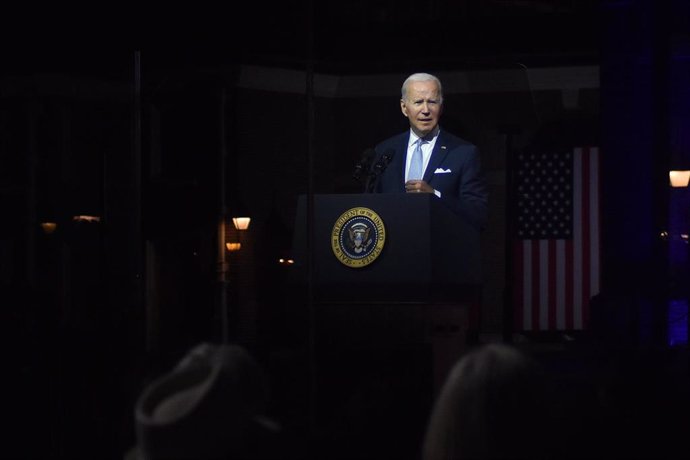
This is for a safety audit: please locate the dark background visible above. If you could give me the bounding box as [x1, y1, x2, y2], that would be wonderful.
[2, 1, 689, 459]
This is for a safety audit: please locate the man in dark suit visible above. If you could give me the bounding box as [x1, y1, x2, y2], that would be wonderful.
[372, 72, 488, 230]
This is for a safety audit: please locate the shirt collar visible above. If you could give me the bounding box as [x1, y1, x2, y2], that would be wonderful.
[409, 126, 440, 146]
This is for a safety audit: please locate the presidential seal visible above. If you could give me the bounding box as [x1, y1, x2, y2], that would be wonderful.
[331, 207, 386, 268]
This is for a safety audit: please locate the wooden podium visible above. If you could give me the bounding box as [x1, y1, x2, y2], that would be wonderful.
[292, 193, 483, 394]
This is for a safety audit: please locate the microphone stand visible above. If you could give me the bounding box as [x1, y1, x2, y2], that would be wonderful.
[352, 161, 367, 184]
[353, 148, 375, 192]
[365, 151, 393, 193]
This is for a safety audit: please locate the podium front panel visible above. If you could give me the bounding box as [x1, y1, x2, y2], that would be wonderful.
[292, 193, 481, 302]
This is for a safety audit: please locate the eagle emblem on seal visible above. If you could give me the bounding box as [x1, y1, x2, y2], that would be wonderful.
[347, 222, 371, 254]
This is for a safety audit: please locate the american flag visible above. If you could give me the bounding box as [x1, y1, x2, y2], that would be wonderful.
[512, 147, 600, 331]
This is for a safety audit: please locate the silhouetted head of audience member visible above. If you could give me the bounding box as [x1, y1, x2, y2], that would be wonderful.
[126, 342, 281, 460]
[422, 343, 553, 460]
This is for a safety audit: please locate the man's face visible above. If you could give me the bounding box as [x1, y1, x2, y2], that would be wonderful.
[400, 80, 443, 137]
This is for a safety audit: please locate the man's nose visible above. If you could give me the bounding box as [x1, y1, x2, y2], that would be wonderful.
[421, 102, 431, 113]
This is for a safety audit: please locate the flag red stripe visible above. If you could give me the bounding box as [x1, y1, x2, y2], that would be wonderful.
[548, 239, 557, 330]
[565, 239, 574, 330]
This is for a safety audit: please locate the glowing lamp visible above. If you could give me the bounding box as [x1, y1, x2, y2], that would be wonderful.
[232, 217, 251, 230]
[40, 222, 57, 234]
[225, 242, 241, 252]
[669, 170, 690, 188]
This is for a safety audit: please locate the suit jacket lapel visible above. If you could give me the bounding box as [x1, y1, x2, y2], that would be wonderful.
[424, 131, 451, 183]
[394, 133, 410, 185]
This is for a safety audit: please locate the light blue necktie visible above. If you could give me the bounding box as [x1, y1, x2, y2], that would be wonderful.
[408, 138, 425, 180]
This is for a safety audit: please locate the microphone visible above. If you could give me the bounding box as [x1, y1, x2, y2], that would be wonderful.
[373, 149, 394, 175]
[353, 148, 376, 182]
[365, 148, 395, 193]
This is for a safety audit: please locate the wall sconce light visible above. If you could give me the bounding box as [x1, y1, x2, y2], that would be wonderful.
[232, 217, 251, 230]
[669, 170, 690, 187]
[226, 242, 242, 252]
[659, 230, 689, 243]
[73, 215, 102, 223]
[40, 222, 58, 234]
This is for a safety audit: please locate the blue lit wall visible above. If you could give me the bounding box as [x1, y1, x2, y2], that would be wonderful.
[601, 0, 690, 346]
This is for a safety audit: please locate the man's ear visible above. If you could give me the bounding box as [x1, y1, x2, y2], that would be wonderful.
[400, 99, 409, 118]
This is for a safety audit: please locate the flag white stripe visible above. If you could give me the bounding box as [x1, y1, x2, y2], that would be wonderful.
[539, 239, 549, 329]
[556, 239, 566, 330]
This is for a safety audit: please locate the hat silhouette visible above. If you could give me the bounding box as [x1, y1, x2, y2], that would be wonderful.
[127, 343, 280, 460]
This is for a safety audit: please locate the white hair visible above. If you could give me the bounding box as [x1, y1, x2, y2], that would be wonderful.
[401, 73, 443, 102]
